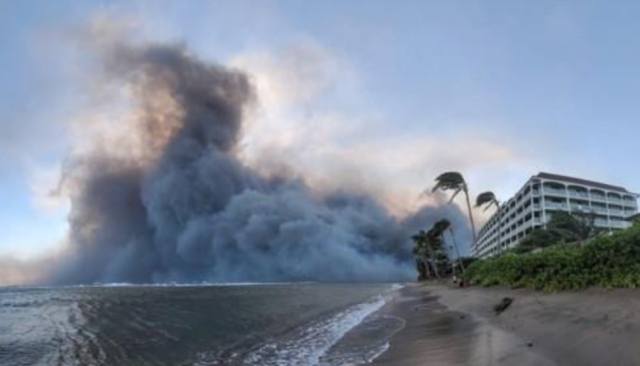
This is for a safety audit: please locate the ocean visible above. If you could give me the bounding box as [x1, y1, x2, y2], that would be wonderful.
[0, 283, 404, 366]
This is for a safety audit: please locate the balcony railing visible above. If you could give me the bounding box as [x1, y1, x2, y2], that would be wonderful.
[571, 203, 594, 210]
[594, 219, 631, 229]
[568, 191, 589, 199]
[543, 188, 566, 196]
[592, 206, 608, 214]
[591, 195, 606, 202]
[611, 221, 631, 229]
[608, 197, 623, 205]
[545, 202, 569, 210]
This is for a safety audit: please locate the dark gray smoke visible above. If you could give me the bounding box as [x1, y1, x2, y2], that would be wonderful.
[37, 41, 471, 285]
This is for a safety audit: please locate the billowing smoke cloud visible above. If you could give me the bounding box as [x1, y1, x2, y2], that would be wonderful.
[16, 38, 471, 285]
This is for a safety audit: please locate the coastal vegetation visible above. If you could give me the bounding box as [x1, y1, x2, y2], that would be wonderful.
[413, 172, 498, 281]
[412, 219, 453, 280]
[464, 221, 640, 292]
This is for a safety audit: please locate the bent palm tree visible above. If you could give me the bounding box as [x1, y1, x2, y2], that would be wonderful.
[476, 191, 500, 212]
[411, 230, 440, 280]
[476, 191, 502, 253]
[433, 218, 451, 235]
[448, 227, 465, 273]
[432, 172, 478, 247]
[433, 218, 465, 274]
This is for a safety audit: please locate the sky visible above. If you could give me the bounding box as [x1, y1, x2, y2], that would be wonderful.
[2, 0, 640, 259]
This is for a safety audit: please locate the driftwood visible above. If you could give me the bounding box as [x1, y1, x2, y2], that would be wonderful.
[493, 297, 514, 315]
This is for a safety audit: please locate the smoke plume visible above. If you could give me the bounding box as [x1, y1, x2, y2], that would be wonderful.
[23, 39, 471, 285]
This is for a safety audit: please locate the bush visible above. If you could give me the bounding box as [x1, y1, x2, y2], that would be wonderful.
[464, 225, 640, 292]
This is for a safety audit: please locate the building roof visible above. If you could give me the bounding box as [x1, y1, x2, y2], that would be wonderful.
[536, 172, 630, 193]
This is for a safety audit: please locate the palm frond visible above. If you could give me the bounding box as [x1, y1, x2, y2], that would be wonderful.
[476, 191, 500, 211]
[433, 219, 451, 234]
[432, 171, 466, 193]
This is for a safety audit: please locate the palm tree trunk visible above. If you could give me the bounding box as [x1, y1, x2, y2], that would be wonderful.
[416, 258, 427, 281]
[425, 244, 440, 279]
[448, 228, 465, 273]
[463, 187, 478, 251]
[420, 255, 433, 279]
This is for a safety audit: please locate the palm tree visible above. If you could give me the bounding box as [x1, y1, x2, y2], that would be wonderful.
[411, 230, 440, 280]
[432, 218, 451, 235]
[476, 191, 500, 212]
[433, 218, 465, 274]
[476, 191, 502, 253]
[432, 172, 478, 246]
[448, 227, 465, 273]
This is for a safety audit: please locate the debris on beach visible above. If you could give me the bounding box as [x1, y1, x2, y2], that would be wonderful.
[493, 297, 514, 315]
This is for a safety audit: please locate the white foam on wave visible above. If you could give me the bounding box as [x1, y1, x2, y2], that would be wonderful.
[13, 282, 315, 290]
[96, 282, 299, 288]
[243, 295, 387, 366]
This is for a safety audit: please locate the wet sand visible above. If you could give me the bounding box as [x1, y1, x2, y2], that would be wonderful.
[372, 284, 554, 366]
[374, 284, 640, 366]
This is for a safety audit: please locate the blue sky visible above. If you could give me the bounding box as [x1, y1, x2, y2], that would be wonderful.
[2, 1, 640, 257]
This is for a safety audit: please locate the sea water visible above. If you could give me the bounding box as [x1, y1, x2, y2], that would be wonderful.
[0, 283, 403, 366]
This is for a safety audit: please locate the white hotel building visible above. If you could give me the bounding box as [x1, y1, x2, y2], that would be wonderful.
[474, 173, 639, 258]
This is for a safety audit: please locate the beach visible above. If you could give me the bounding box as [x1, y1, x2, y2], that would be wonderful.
[373, 284, 640, 366]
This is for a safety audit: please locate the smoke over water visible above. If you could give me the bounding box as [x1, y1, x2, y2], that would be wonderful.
[13, 39, 471, 285]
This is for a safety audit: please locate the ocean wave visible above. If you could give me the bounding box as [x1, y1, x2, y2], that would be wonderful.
[242, 296, 387, 366]
[4, 281, 317, 290]
[96, 282, 306, 288]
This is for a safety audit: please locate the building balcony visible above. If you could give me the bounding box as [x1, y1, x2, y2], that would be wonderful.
[611, 220, 631, 229]
[543, 188, 566, 197]
[569, 204, 591, 212]
[568, 191, 589, 199]
[592, 206, 608, 214]
[545, 202, 569, 210]
[608, 197, 623, 205]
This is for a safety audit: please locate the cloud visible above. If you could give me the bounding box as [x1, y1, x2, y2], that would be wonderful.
[228, 41, 532, 217]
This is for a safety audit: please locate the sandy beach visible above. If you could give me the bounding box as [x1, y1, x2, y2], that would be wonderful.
[373, 284, 640, 366]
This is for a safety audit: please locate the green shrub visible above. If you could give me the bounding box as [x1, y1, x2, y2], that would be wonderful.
[463, 225, 640, 292]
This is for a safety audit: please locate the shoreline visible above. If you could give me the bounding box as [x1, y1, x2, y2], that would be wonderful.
[370, 283, 553, 366]
[371, 283, 640, 366]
